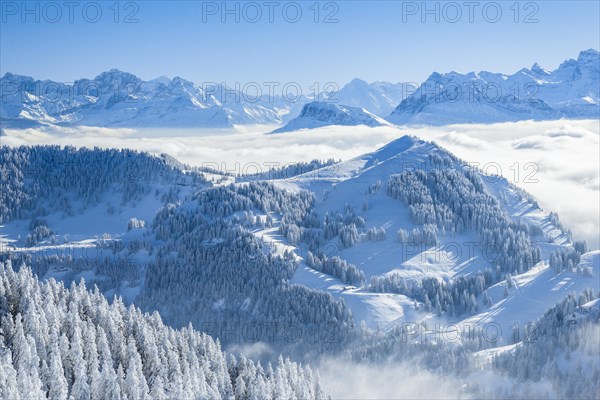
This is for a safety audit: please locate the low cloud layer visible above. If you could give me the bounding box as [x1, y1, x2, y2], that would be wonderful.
[317, 357, 469, 399]
[3, 119, 598, 248]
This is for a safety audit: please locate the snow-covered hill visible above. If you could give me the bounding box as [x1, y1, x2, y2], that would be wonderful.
[387, 49, 600, 125]
[265, 135, 596, 336]
[271, 102, 394, 133]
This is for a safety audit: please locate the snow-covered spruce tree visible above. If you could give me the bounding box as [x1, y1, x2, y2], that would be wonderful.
[347, 322, 475, 376]
[549, 241, 588, 273]
[369, 270, 491, 316]
[0, 261, 327, 399]
[365, 226, 386, 242]
[396, 224, 437, 246]
[306, 251, 365, 286]
[24, 219, 53, 246]
[319, 205, 365, 250]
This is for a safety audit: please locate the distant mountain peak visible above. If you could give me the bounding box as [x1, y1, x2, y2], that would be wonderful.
[92, 69, 142, 86]
[0, 72, 34, 82]
[530, 62, 549, 75]
[578, 48, 600, 60]
[327, 78, 407, 117]
[151, 75, 172, 85]
[347, 77, 370, 86]
[271, 101, 392, 133]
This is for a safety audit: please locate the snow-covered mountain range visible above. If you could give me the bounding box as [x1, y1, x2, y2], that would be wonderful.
[3, 49, 597, 131]
[388, 49, 600, 125]
[271, 102, 393, 133]
[0, 70, 309, 128]
[0, 70, 406, 129]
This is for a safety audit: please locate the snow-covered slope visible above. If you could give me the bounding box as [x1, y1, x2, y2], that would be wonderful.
[464, 250, 600, 344]
[0, 70, 309, 128]
[271, 102, 394, 133]
[388, 49, 600, 125]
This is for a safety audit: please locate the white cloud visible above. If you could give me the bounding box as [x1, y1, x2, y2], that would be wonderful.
[317, 357, 469, 399]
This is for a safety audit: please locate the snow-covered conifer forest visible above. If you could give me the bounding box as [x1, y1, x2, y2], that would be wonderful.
[0, 134, 598, 398]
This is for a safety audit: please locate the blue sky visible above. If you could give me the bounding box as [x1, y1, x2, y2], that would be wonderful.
[1, 1, 599, 88]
